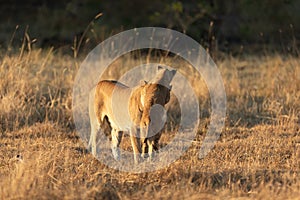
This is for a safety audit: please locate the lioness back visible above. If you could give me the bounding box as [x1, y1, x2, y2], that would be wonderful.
[94, 80, 133, 130]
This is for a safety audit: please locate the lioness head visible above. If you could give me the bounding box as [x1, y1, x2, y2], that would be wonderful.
[140, 67, 176, 138]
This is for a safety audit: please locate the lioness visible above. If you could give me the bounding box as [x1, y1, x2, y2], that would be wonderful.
[88, 66, 176, 163]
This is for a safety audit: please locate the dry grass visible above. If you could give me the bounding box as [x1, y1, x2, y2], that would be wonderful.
[0, 49, 299, 199]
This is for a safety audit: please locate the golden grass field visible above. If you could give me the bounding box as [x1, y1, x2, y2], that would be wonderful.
[0, 48, 299, 199]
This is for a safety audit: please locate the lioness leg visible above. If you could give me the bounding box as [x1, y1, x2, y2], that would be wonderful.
[141, 138, 147, 158]
[130, 127, 141, 164]
[147, 138, 155, 162]
[89, 125, 99, 156]
[147, 132, 162, 161]
[111, 129, 123, 161]
[88, 88, 98, 156]
[88, 114, 100, 156]
[140, 126, 147, 158]
[154, 132, 162, 151]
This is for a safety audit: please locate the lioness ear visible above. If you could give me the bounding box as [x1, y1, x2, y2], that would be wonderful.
[140, 80, 147, 85]
[171, 69, 177, 76]
[165, 91, 171, 104]
[158, 65, 164, 71]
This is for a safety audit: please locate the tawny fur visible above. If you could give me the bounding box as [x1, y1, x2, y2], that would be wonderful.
[88, 66, 176, 163]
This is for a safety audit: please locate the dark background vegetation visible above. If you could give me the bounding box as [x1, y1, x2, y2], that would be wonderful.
[0, 0, 299, 54]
